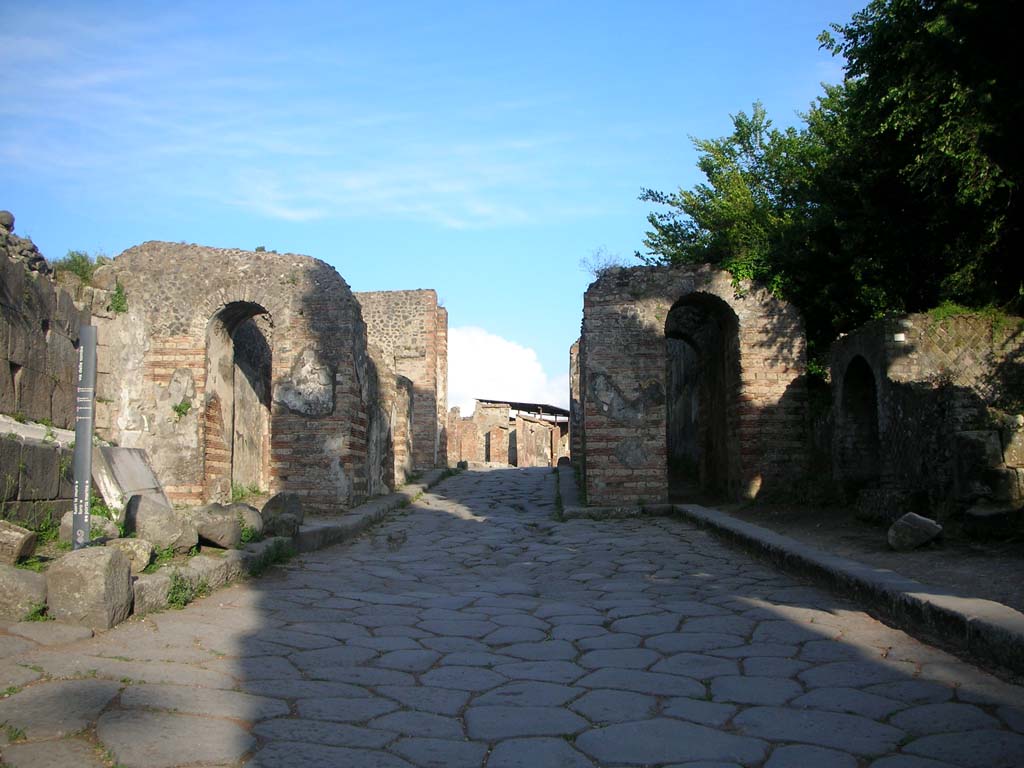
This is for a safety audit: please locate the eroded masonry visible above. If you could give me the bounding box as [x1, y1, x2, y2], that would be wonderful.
[447, 399, 569, 468]
[1, 226, 448, 522]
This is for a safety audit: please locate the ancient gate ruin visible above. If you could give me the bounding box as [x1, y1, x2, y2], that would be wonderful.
[574, 265, 808, 506]
[87, 242, 400, 513]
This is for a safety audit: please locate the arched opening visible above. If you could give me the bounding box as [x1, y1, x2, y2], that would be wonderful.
[665, 293, 741, 500]
[203, 302, 273, 502]
[840, 355, 880, 493]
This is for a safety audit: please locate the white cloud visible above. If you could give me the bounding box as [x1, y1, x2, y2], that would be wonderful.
[448, 327, 569, 415]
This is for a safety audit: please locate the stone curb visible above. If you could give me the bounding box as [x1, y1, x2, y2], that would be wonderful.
[673, 503, 1024, 677]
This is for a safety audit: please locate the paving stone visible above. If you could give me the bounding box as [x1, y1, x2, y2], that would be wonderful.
[495, 660, 586, 684]
[464, 704, 588, 740]
[571, 689, 658, 723]
[6, 621, 93, 646]
[0, 737, 106, 768]
[296, 695, 399, 722]
[647, 632, 745, 653]
[119, 683, 289, 720]
[610, 614, 681, 634]
[742, 657, 809, 677]
[253, 718, 396, 748]
[575, 718, 768, 765]
[712, 642, 798, 658]
[733, 706, 905, 755]
[483, 626, 548, 644]
[662, 696, 738, 727]
[902, 730, 1024, 767]
[377, 684, 470, 715]
[868, 757, 959, 768]
[418, 619, 497, 638]
[477, 681, 582, 707]
[390, 737, 488, 768]
[501, 640, 577, 661]
[576, 668, 705, 697]
[576, 631, 642, 649]
[652, 652, 740, 680]
[765, 744, 858, 767]
[97, 710, 254, 768]
[374, 649, 441, 672]
[799, 660, 916, 689]
[369, 710, 463, 739]
[889, 701, 1002, 735]
[0, 679, 120, 738]
[791, 687, 906, 720]
[313, 666, 416, 686]
[439, 650, 516, 666]
[863, 680, 954, 704]
[710, 675, 802, 705]
[421, 636, 489, 653]
[241, 679, 374, 700]
[419, 665, 506, 691]
[999, 705, 1024, 733]
[486, 737, 594, 768]
[578, 648, 660, 669]
[289, 645, 379, 670]
[551, 624, 607, 642]
[247, 742, 415, 767]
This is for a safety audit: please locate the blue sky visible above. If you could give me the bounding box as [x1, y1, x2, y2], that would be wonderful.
[2, 0, 863, 411]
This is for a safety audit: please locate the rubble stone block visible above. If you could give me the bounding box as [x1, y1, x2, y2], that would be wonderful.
[46, 547, 132, 629]
[105, 537, 154, 575]
[0, 563, 46, 620]
[185, 503, 242, 549]
[130, 495, 197, 553]
[17, 439, 59, 500]
[264, 512, 299, 538]
[887, 512, 943, 551]
[0, 519, 37, 564]
[132, 571, 171, 616]
[261, 492, 304, 525]
[59, 510, 119, 545]
[227, 502, 263, 537]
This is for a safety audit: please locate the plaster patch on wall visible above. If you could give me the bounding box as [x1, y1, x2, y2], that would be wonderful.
[275, 347, 334, 416]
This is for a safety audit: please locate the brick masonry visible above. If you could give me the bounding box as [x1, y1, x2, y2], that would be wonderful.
[576, 265, 808, 506]
[355, 290, 448, 470]
[87, 242, 393, 514]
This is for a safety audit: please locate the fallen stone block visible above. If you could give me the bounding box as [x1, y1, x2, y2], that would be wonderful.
[131, 496, 197, 554]
[261, 492, 304, 526]
[59, 510, 120, 544]
[264, 512, 299, 538]
[0, 563, 46, 620]
[46, 547, 132, 629]
[0, 519, 36, 564]
[181, 554, 230, 590]
[227, 502, 263, 538]
[105, 537, 154, 575]
[91, 446, 170, 523]
[132, 572, 171, 616]
[184, 503, 242, 549]
[887, 512, 943, 551]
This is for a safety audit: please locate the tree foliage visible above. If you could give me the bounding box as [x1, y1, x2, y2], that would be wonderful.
[640, 0, 1022, 359]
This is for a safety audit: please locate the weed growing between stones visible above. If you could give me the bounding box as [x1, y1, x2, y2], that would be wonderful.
[239, 523, 261, 544]
[142, 546, 175, 574]
[166, 573, 209, 609]
[172, 398, 192, 422]
[2, 722, 26, 742]
[22, 602, 51, 622]
[230, 483, 262, 503]
[15, 555, 46, 573]
[1, 686, 21, 698]
[248, 539, 296, 578]
[107, 280, 127, 313]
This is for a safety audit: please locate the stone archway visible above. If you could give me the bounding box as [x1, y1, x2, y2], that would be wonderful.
[665, 293, 741, 499]
[203, 302, 273, 502]
[838, 354, 881, 494]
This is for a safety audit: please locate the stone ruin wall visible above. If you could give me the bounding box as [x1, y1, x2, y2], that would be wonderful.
[831, 312, 1024, 519]
[0, 215, 85, 527]
[569, 340, 583, 465]
[515, 413, 554, 468]
[89, 242, 392, 513]
[577, 265, 808, 506]
[447, 400, 566, 468]
[355, 290, 448, 471]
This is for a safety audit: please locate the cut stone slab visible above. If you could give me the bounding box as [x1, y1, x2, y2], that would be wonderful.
[7, 620, 93, 646]
[45, 546, 131, 629]
[0, 563, 46, 620]
[0, 520, 36, 564]
[130, 496, 197, 553]
[368, 710, 464, 739]
[261, 491, 304, 526]
[0, 679, 120, 738]
[97, 709, 255, 768]
[132, 571, 171, 616]
[91, 446, 170, 523]
[732, 706, 905, 755]
[889, 701, 1002, 735]
[105, 537, 153, 575]
[476, 681, 582, 708]
[0, 737, 107, 768]
[575, 717, 768, 765]
[376, 685, 470, 716]
[571, 689, 659, 723]
[888, 513, 942, 551]
[486, 737, 594, 768]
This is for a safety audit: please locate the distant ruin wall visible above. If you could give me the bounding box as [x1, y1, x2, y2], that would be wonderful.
[356, 290, 448, 469]
[569, 340, 582, 466]
[515, 414, 554, 468]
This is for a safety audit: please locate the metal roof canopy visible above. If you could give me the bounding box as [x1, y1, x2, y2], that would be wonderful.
[475, 398, 570, 419]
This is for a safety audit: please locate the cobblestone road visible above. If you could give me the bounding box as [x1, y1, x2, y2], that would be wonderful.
[2, 467, 1024, 767]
